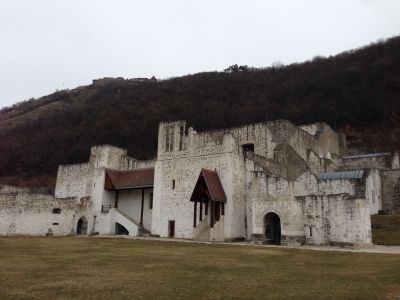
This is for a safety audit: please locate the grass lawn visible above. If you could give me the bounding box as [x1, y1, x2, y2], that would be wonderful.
[372, 215, 400, 245]
[1, 237, 400, 299]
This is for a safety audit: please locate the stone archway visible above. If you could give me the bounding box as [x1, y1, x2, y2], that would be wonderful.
[264, 212, 281, 245]
[76, 217, 88, 235]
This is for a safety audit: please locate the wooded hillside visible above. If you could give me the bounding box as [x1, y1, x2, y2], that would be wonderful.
[1, 36, 400, 187]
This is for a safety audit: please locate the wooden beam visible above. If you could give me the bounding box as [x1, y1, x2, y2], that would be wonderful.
[210, 201, 214, 228]
[114, 190, 119, 208]
[140, 188, 144, 226]
[193, 199, 197, 227]
[200, 200, 203, 221]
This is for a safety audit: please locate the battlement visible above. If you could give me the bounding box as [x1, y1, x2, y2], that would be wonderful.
[156, 119, 341, 162]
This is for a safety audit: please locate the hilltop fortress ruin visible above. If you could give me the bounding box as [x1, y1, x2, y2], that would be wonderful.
[1, 120, 399, 245]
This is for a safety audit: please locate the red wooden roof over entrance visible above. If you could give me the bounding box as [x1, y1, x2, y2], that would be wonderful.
[190, 169, 227, 203]
[104, 168, 154, 190]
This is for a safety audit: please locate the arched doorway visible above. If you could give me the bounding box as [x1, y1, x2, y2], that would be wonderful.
[115, 223, 129, 235]
[76, 217, 88, 235]
[264, 212, 281, 245]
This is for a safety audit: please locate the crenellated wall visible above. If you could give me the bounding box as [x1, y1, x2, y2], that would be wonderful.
[153, 121, 245, 239]
[2, 118, 396, 245]
[341, 155, 391, 170]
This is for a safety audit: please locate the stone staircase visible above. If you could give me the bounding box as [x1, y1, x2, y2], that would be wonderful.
[246, 145, 308, 181]
[193, 216, 210, 241]
[113, 208, 151, 237]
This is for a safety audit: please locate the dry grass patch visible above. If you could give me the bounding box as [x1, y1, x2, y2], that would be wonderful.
[372, 215, 400, 245]
[0, 237, 400, 299]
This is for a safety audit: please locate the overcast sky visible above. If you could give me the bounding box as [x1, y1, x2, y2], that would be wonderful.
[0, 0, 399, 108]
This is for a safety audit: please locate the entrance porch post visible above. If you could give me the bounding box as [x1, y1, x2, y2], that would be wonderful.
[140, 188, 144, 226]
[193, 199, 197, 227]
[210, 201, 214, 228]
[199, 200, 203, 221]
[114, 190, 119, 208]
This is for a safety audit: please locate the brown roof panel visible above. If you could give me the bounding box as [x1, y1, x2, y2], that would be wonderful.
[105, 168, 154, 190]
[190, 169, 227, 202]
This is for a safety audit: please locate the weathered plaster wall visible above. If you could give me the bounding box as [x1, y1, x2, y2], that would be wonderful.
[152, 151, 239, 239]
[315, 123, 340, 158]
[366, 169, 382, 215]
[247, 168, 306, 245]
[55, 163, 91, 198]
[153, 121, 245, 239]
[341, 156, 391, 170]
[299, 195, 371, 245]
[117, 188, 153, 231]
[0, 188, 92, 236]
[317, 179, 357, 196]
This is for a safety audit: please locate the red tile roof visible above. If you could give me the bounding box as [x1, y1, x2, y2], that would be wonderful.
[190, 169, 227, 203]
[105, 168, 154, 190]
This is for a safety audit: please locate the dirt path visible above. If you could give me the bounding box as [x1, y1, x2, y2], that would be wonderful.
[94, 235, 400, 254]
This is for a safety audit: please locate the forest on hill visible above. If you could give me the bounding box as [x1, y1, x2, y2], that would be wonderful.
[1, 36, 400, 188]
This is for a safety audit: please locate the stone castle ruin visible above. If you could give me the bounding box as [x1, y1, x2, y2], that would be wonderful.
[1, 119, 399, 246]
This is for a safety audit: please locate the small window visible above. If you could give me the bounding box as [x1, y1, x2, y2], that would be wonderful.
[242, 143, 254, 152]
[165, 127, 174, 152]
[52, 208, 61, 214]
[179, 125, 187, 150]
[242, 143, 255, 159]
[149, 193, 153, 209]
[172, 180, 175, 190]
[309, 227, 312, 237]
[53, 223, 59, 225]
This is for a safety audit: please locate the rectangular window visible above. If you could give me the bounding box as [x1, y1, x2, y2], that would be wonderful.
[179, 125, 188, 151]
[165, 127, 174, 152]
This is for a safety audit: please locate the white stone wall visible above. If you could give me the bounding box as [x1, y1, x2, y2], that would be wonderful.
[153, 122, 244, 239]
[55, 163, 91, 198]
[248, 171, 305, 245]
[366, 169, 382, 215]
[317, 179, 356, 196]
[342, 156, 390, 170]
[117, 188, 153, 231]
[300, 194, 371, 245]
[2, 119, 383, 246]
[152, 152, 238, 239]
[0, 189, 92, 236]
[299, 124, 319, 136]
[90, 168, 112, 235]
[53, 144, 155, 236]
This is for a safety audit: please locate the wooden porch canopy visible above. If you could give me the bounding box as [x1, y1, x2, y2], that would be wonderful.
[104, 168, 154, 190]
[190, 169, 226, 228]
[190, 169, 227, 203]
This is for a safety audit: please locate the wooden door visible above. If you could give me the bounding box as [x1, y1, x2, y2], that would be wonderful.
[168, 220, 175, 237]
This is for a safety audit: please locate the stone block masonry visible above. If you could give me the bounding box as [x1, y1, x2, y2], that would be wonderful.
[0, 185, 92, 236]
